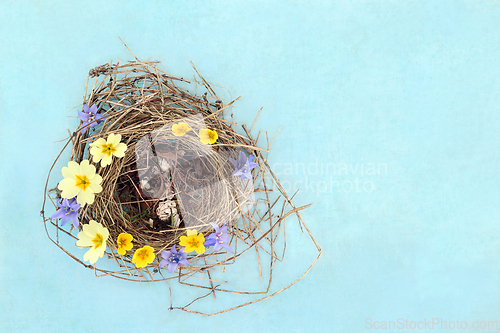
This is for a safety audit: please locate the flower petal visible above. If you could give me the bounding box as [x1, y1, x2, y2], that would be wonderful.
[79, 160, 95, 179]
[89, 138, 106, 147]
[51, 209, 66, 220]
[89, 220, 102, 231]
[98, 224, 109, 241]
[213, 243, 222, 252]
[91, 149, 105, 163]
[78, 110, 89, 121]
[89, 104, 97, 114]
[238, 151, 246, 165]
[204, 237, 216, 247]
[208, 130, 218, 144]
[69, 199, 80, 210]
[95, 113, 105, 123]
[82, 220, 98, 238]
[97, 242, 107, 256]
[58, 179, 80, 199]
[179, 258, 190, 267]
[101, 154, 113, 167]
[179, 235, 188, 246]
[198, 129, 210, 144]
[186, 229, 197, 237]
[167, 262, 178, 273]
[160, 250, 170, 260]
[83, 248, 100, 264]
[69, 214, 79, 229]
[113, 143, 127, 157]
[248, 155, 258, 168]
[60, 216, 69, 226]
[89, 181, 102, 194]
[91, 173, 103, 189]
[61, 214, 72, 225]
[107, 133, 121, 146]
[77, 189, 94, 205]
[194, 244, 206, 254]
[76, 231, 94, 247]
[62, 161, 80, 179]
[222, 243, 234, 253]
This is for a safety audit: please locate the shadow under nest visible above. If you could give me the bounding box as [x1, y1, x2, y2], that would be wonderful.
[42, 56, 319, 315]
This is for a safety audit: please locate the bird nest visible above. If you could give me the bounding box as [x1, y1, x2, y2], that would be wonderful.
[41, 52, 320, 315]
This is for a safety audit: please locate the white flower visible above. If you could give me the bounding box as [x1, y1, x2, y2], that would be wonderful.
[57, 160, 103, 206]
[76, 220, 109, 264]
[89, 133, 127, 167]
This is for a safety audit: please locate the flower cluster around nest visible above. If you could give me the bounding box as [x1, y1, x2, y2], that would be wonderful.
[51, 107, 257, 270]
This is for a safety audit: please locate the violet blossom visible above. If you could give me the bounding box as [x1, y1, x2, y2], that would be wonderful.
[51, 198, 81, 228]
[229, 151, 258, 180]
[159, 245, 190, 273]
[78, 103, 105, 134]
[204, 223, 233, 253]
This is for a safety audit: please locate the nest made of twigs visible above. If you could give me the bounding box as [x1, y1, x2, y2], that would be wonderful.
[41, 51, 320, 315]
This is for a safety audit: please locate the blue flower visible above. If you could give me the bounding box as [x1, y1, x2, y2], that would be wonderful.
[204, 223, 233, 253]
[78, 103, 105, 134]
[51, 198, 81, 228]
[159, 245, 190, 273]
[229, 151, 258, 180]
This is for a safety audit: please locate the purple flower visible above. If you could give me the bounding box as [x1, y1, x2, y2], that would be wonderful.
[51, 198, 81, 228]
[204, 223, 233, 253]
[78, 103, 105, 134]
[159, 245, 190, 273]
[229, 151, 258, 180]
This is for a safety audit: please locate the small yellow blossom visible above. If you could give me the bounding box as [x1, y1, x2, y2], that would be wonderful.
[116, 233, 134, 255]
[171, 122, 191, 136]
[76, 220, 109, 264]
[132, 246, 155, 268]
[179, 229, 206, 254]
[58, 160, 103, 206]
[199, 128, 218, 145]
[89, 133, 127, 167]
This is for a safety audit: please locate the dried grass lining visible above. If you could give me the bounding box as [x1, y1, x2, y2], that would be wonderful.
[41, 49, 321, 315]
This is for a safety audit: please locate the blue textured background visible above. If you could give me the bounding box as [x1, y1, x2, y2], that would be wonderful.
[1, 0, 500, 332]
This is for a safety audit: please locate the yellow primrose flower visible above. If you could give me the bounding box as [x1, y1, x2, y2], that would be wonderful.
[199, 128, 218, 145]
[58, 160, 103, 206]
[116, 233, 134, 255]
[132, 246, 155, 268]
[171, 122, 191, 136]
[179, 229, 206, 254]
[76, 220, 109, 265]
[89, 133, 127, 167]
